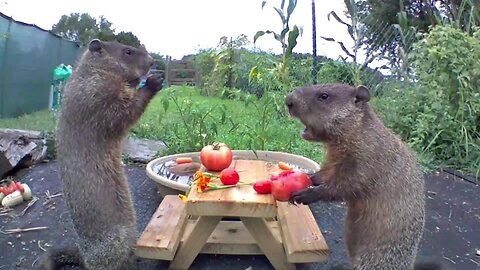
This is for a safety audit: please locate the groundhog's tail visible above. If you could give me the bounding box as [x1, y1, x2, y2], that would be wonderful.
[414, 261, 449, 270]
[37, 246, 84, 269]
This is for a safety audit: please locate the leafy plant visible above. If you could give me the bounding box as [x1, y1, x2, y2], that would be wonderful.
[203, 35, 249, 96]
[320, 0, 370, 86]
[240, 91, 285, 151]
[374, 25, 480, 178]
[158, 87, 231, 154]
[251, 0, 303, 87]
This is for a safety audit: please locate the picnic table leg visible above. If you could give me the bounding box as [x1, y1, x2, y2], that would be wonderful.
[168, 216, 222, 270]
[241, 217, 297, 270]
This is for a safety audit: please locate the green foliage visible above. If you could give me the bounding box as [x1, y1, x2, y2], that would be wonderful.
[130, 86, 324, 163]
[315, 59, 385, 95]
[373, 25, 480, 177]
[51, 13, 143, 47]
[115, 31, 142, 48]
[155, 86, 230, 153]
[204, 35, 249, 95]
[149, 52, 166, 70]
[0, 110, 58, 133]
[433, 0, 480, 34]
[240, 91, 286, 150]
[52, 13, 115, 45]
[252, 0, 303, 87]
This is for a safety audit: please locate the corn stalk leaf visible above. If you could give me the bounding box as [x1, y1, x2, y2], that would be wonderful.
[285, 25, 300, 58]
[274, 7, 286, 24]
[286, 0, 297, 22]
[248, 66, 259, 83]
[253, 31, 266, 45]
[327, 11, 354, 40]
[320, 36, 354, 58]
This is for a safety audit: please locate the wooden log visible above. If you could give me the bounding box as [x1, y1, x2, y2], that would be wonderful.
[0, 129, 38, 176]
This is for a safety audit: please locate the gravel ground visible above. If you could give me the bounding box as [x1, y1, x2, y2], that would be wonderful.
[0, 161, 479, 270]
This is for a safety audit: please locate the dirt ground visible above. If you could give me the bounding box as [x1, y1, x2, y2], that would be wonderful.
[0, 160, 479, 270]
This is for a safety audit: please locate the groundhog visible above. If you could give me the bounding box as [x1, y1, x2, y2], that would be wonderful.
[285, 84, 446, 270]
[38, 39, 163, 270]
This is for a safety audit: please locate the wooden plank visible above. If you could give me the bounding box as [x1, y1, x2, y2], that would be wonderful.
[241, 217, 296, 270]
[179, 220, 281, 255]
[169, 78, 197, 82]
[186, 159, 280, 218]
[169, 216, 222, 270]
[169, 68, 196, 73]
[135, 195, 188, 260]
[277, 201, 330, 263]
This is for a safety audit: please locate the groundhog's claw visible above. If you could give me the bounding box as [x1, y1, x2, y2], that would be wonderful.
[290, 186, 321, 205]
[144, 74, 163, 94]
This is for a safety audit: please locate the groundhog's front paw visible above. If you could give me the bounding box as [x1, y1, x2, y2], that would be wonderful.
[308, 171, 323, 186]
[289, 186, 322, 205]
[144, 74, 163, 94]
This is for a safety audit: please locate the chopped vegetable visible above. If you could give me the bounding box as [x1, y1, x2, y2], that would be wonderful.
[278, 161, 293, 171]
[176, 157, 193, 164]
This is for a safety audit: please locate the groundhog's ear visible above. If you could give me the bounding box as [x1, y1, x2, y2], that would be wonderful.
[355, 85, 370, 103]
[88, 39, 103, 53]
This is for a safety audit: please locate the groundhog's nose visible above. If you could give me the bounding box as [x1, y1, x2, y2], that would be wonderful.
[285, 93, 295, 109]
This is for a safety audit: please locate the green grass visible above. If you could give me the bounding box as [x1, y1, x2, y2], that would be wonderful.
[0, 85, 325, 164]
[0, 110, 58, 133]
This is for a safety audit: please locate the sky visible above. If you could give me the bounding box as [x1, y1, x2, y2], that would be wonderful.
[1, 0, 354, 60]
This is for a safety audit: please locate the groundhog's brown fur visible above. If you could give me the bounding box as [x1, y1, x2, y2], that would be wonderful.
[38, 39, 163, 270]
[285, 84, 445, 270]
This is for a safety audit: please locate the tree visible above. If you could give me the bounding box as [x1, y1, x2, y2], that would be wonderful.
[355, 0, 479, 68]
[51, 13, 115, 45]
[51, 13, 144, 48]
[149, 52, 166, 70]
[115, 31, 142, 48]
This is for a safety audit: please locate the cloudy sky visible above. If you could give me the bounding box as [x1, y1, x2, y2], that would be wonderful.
[1, 0, 354, 60]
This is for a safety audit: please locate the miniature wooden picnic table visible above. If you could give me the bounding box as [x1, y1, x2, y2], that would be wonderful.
[135, 159, 330, 270]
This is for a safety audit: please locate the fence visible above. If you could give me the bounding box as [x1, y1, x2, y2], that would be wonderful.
[165, 56, 200, 87]
[0, 12, 82, 119]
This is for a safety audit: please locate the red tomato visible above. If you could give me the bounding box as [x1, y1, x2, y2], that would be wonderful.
[15, 182, 24, 193]
[253, 179, 272, 194]
[220, 168, 240, 185]
[270, 170, 312, 201]
[200, 143, 233, 171]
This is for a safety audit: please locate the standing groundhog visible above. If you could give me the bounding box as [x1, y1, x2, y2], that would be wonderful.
[285, 84, 445, 270]
[38, 39, 163, 270]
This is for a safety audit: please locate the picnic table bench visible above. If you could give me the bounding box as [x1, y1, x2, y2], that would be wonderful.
[135, 159, 330, 270]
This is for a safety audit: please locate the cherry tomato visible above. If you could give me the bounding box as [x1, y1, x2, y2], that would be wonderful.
[15, 182, 24, 193]
[220, 168, 240, 185]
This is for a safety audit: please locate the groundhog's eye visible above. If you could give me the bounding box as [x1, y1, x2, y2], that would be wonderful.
[318, 93, 329, 100]
[125, 48, 132, 55]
